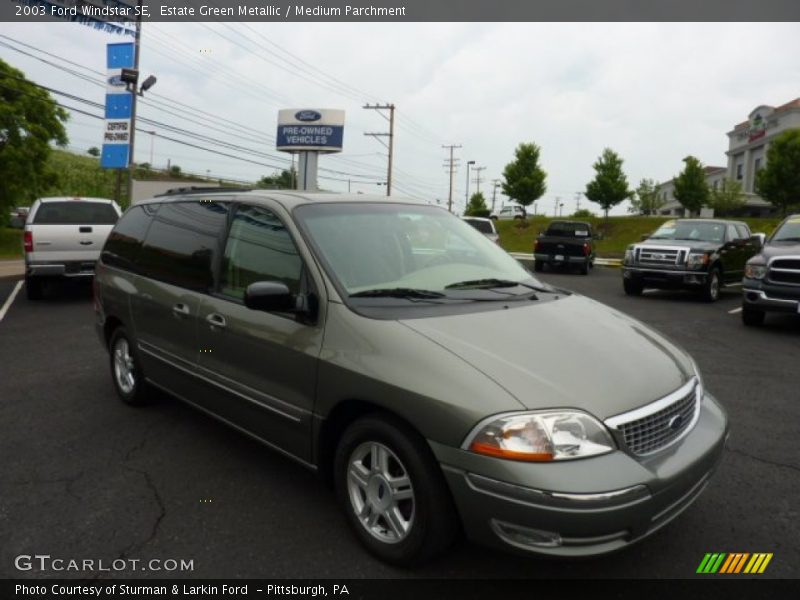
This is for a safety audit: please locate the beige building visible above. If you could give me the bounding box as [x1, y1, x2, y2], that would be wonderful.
[659, 97, 800, 217]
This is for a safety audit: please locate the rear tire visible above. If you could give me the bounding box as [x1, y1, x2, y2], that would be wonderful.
[623, 278, 643, 296]
[533, 260, 544, 272]
[579, 261, 590, 275]
[702, 268, 721, 302]
[334, 414, 459, 566]
[742, 307, 765, 327]
[25, 276, 43, 300]
[108, 327, 150, 406]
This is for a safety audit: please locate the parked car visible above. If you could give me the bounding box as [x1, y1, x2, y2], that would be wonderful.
[534, 220, 595, 275]
[490, 205, 526, 221]
[9, 207, 30, 229]
[741, 214, 800, 326]
[622, 218, 763, 301]
[95, 191, 727, 565]
[461, 216, 499, 244]
[24, 197, 121, 300]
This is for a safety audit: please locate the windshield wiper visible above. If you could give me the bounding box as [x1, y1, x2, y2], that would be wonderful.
[445, 278, 555, 294]
[349, 287, 446, 299]
[775, 237, 800, 242]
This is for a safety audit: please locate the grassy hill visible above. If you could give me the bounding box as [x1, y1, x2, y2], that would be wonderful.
[497, 216, 784, 257]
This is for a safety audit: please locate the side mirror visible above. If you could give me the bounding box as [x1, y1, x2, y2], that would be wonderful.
[244, 281, 295, 312]
[751, 233, 766, 246]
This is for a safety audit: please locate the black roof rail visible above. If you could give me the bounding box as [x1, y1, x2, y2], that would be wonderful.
[154, 186, 252, 197]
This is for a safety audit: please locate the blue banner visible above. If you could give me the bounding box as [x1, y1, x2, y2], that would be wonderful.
[101, 42, 134, 169]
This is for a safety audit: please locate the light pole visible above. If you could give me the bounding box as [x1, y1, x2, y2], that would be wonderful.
[465, 160, 475, 205]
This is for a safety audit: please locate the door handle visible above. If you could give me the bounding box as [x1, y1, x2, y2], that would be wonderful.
[79, 240, 93, 245]
[172, 303, 190, 316]
[206, 313, 227, 329]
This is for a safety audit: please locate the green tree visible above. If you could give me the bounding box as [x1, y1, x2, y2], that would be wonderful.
[501, 142, 547, 210]
[756, 129, 800, 216]
[584, 148, 631, 219]
[169, 164, 182, 177]
[87, 146, 100, 157]
[464, 192, 490, 217]
[707, 178, 745, 216]
[673, 156, 709, 216]
[257, 168, 295, 189]
[571, 208, 595, 218]
[0, 59, 68, 213]
[629, 178, 666, 215]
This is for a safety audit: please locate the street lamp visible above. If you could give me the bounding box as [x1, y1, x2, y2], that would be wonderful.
[465, 160, 475, 205]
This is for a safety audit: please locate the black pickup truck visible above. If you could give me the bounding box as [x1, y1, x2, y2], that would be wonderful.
[622, 218, 764, 302]
[533, 220, 595, 275]
[741, 214, 800, 325]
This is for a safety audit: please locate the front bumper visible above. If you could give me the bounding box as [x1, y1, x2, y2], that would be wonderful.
[623, 266, 708, 288]
[26, 261, 97, 278]
[431, 392, 728, 557]
[742, 279, 800, 314]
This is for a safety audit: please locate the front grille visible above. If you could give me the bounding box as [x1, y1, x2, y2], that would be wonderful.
[607, 380, 699, 456]
[635, 247, 686, 266]
[768, 259, 800, 286]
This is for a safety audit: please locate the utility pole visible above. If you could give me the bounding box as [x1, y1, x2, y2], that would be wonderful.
[472, 166, 486, 195]
[554, 196, 560, 216]
[464, 160, 475, 206]
[126, 0, 143, 207]
[442, 144, 461, 213]
[363, 103, 395, 196]
[575, 191, 582, 212]
[491, 179, 501, 212]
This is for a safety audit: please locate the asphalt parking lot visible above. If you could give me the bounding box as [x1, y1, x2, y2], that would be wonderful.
[0, 268, 798, 579]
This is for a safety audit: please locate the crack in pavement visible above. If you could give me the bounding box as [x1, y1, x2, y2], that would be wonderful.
[727, 447, 800, 474]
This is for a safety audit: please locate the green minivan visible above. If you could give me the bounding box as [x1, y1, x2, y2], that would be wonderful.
[95, 190, 728, 565]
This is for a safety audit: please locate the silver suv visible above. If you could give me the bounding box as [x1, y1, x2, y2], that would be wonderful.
[24, 197, 121, 300]
[94, 190, 727, 565]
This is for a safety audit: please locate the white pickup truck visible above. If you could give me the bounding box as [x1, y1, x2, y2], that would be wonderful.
[24, 197, 121, 300]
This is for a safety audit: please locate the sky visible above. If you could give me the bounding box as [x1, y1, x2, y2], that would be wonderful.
[1, 21, 799, 215]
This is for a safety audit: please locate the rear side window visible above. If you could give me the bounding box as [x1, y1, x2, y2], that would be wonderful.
[464, 219, 494, 234]
[102, 205, 158, 271]
[33, 201, 119, 224]
[137, 201, 228, 291]
[734, 224, 750, 240]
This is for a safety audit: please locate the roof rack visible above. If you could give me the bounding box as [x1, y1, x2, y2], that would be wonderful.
[154, 186, 251, 197]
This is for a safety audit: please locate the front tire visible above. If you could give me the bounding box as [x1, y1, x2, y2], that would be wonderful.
[702, 268, 721, 302]
[742, 306, 765, 326]
[623, 278, 643, 296]
[108, 327, 149, 406]
[334, 414, 458, 566]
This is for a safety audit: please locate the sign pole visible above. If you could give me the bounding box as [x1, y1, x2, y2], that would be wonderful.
[126, 0, 143, 208]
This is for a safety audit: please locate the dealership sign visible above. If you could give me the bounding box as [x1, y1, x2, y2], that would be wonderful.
[276, 109, 345, 152]
[100, 42, 134, 169]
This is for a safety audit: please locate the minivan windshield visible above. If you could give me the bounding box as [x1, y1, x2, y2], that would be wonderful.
[649, 220, 726, 243]
[294, 202, 534, 297]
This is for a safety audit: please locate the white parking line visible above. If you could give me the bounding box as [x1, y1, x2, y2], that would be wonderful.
[0, 280, 23, 323]
[728, 307, 743, 314]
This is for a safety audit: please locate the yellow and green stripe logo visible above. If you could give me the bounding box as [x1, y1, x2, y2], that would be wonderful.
[696, 553, 773, 574]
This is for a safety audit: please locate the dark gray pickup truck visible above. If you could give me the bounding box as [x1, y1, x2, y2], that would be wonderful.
[533, 220, 595, 275]
[622, 218, 764, 302]
[741, 214, 800, 325]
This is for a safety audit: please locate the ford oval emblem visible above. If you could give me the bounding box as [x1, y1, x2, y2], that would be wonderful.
[295, 110, 322, 122]
[668, 415, 684, 431]
[107, 75, 125, 87]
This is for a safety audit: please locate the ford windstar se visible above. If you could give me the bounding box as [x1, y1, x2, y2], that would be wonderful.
[94, 190, 728, 565]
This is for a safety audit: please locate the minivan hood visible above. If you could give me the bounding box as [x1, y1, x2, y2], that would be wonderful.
[400, 294, 693, 420]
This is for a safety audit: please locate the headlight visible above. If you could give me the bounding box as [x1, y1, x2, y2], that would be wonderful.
[687, 253, 710, 268]
[745, 262, 767, 279]
[464, 411, 616, 462]
[624, 246, 634, 264]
